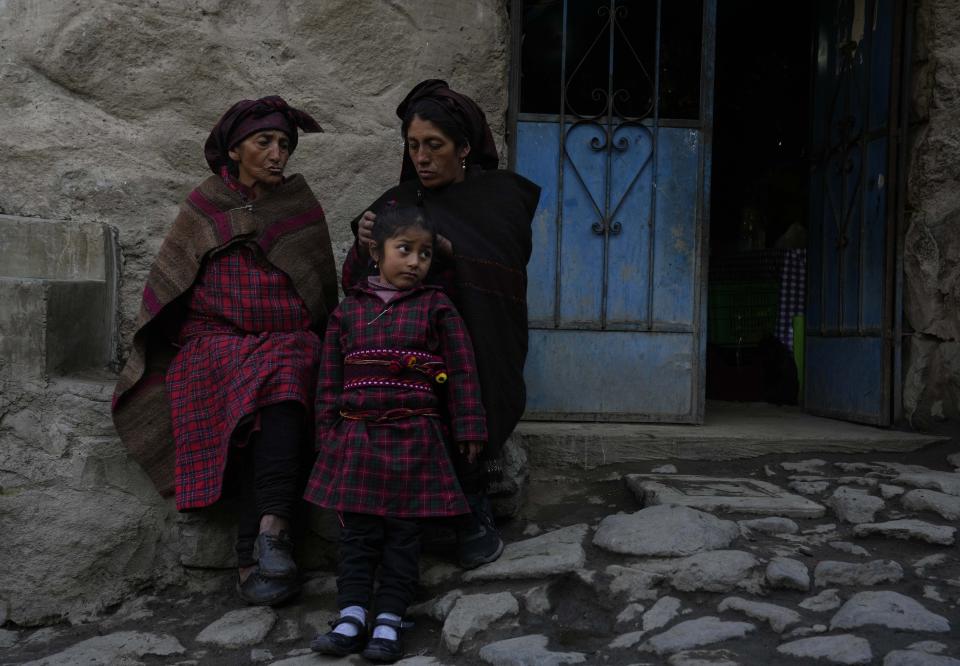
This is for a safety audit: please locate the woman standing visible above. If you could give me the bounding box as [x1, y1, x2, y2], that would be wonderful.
[112, 96, 339, 605]
[341, 80, 541, 569]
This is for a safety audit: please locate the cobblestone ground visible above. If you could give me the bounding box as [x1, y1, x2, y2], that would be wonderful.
[4, 443, 960, 666]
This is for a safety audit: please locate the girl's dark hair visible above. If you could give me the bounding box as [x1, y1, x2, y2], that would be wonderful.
[401, 99, 469, 150]
[372, 206, 438, 251]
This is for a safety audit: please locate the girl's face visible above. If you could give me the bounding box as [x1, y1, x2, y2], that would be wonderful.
[405, 116, 470, 189]
[372, 225, 434, 289]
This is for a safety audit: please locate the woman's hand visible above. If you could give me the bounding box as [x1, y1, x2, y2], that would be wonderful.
[436, 233, 454, 258]
[458, 441, 483, 464]
[357, 210, 376, 256]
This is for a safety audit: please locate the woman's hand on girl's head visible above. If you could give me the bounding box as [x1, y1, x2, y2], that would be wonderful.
[436, 234, 454, 259]
[458, 441, 483, 464]
[357, 210, 376, 256]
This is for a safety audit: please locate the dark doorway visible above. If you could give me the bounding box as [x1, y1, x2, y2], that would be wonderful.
[706, 1, 814, 404]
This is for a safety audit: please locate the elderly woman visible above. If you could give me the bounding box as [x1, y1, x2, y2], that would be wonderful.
[112, 96, 339, 605]
[341, 80, 540, 570]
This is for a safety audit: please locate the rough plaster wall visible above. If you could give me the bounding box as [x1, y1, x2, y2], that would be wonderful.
[904, 0, 960, 430]
[0, 0, 509, 624]
[0, 0, 510, 347]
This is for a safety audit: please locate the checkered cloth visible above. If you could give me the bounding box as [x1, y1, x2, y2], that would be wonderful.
[165, 244, 321, 510]
[304, 282, 486, 519]
[776, 249, 807, 351]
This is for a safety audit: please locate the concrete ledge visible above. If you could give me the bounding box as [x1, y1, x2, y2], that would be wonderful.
[516, 402, 946, 468]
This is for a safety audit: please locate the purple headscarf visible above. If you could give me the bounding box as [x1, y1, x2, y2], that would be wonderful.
[204, 96, 323, 173]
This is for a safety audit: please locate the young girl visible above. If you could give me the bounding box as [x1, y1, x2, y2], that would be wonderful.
[306, 206, 487, 663]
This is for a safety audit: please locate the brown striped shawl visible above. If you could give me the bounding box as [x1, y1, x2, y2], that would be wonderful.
[112, 174, 339, 497]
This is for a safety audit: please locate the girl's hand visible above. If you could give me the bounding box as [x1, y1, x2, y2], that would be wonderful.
[458, 441, 483, 464]
[357, 211, 376, 256]
[436, 234, 454, 258]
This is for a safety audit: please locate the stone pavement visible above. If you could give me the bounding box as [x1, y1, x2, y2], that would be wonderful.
[4, 447, 960, 665]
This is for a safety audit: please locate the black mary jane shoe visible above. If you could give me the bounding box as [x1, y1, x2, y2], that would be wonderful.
[361, 617, 412, 664]
[254, 530, 298, 579]
[236, 570, 300, 607]
[310, 615, 367, 657]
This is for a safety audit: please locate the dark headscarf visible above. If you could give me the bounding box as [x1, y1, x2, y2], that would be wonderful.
[204, 96, 323, 174]
[396, 79, 500, 183]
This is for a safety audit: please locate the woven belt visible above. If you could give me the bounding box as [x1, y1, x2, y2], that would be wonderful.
[339, 408, 441, 423]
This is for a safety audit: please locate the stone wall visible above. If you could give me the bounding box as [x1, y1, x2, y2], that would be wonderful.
[904, 0, 960, 432]
[0, 0, 509, 625]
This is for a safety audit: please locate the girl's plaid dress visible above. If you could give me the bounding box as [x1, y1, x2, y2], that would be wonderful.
[304, 281, 487, 518]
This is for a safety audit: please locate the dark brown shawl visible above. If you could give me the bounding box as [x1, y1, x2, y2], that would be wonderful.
[112, 174, 339, 496]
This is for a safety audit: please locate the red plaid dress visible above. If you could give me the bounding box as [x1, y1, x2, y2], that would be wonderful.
[304, 282, 486, 518]
[165, 244, 321, 510]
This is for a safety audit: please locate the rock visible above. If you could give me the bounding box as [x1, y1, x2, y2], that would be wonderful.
[478, 634, 586, 665]
[790, 480, 831, 495]
[99, 596, 156, 630]
[902, 489, 960, 520]
[853, 519, 956, 545]
[605, 564, 663, 601]
[251, 648, 274, 663]
[593, 505, 739, 557]
[273, 619, 301, 643]
[301, 610, 337, 636]
[301, 573, 337, 597]
[766, 557, 811, 591]
[830, 591, 950, 633]
[19, 631, 185, 666]
[800, 589, 843, 612]
[0, 629, 18, 648]
[738, 516, 799, 537]
[923, 585, 945, 602]
[784, 624, 829, 638]
[442, 592, 519, 653]
[881, 484, 906, 499]
[22, 628, 61, 646]
[814, 560, 904, 587]
[488, 435, 529, 519]
[640, 616, 755, 655]
[420, 562, 460, 588]
[894, 470, 960, 496]
[883, 651, 960, 665]
[776, 634, 872, 665]
[644, 596, 684, 633]
[626, 474, 826, 518]
[195, 607, 277, 648]
[948, 453, 960, 469]
[520, 584, 551, 616]
[463, 524, 588, 582]
[395, 659, 447, 666]
[409, 589, 463, 623]
[670, 550, 760, 593]
[652, 464, 678, 474]
[829, 541, 871, 557]
[913, 553, 949, 574]
[907, 640, 948, 654]
[616, 602, 646, 625]
[717, 596, 801, 633]
[667, 650, 740, 666]
[782, 459, 828, 473]
[608, 630, 646, 649]
[523, 523, 542, 536]
[828, 487, 885, 524]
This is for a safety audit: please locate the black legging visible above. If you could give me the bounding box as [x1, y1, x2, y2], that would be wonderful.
[234, 401, 307, 567]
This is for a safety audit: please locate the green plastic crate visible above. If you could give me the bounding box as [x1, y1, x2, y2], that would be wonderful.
[708, 281, 780, 347]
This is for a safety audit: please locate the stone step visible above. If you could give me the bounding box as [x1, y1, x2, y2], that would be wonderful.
[0, 215, 119, 380]
[516, 401, 946, 468]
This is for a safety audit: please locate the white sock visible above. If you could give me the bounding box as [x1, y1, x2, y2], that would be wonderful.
[332, 605, 366, 637]
[372, 612, 401, 641]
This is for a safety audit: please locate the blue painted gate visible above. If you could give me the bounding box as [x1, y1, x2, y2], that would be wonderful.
[806, 0, 909, 425]
[510, 0, 716, 422]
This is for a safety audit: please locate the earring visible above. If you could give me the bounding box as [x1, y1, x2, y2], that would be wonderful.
[461, 158, 466, 170]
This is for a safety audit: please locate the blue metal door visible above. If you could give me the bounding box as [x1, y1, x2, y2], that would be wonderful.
[510, 0, 716, 422]
[806, 0, 909, 425]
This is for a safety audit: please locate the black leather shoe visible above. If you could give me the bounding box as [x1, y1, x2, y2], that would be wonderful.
[254, 531, 297, 579]
[310, 615, 367, 656]
[236, 571, 300, 606]
[361, 617, 411, 663]
[456, 494, 504, 570]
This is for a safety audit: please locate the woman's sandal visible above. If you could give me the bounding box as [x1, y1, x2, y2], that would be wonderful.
[310, 615, 367, 656]
[361, 617, 413, 664]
